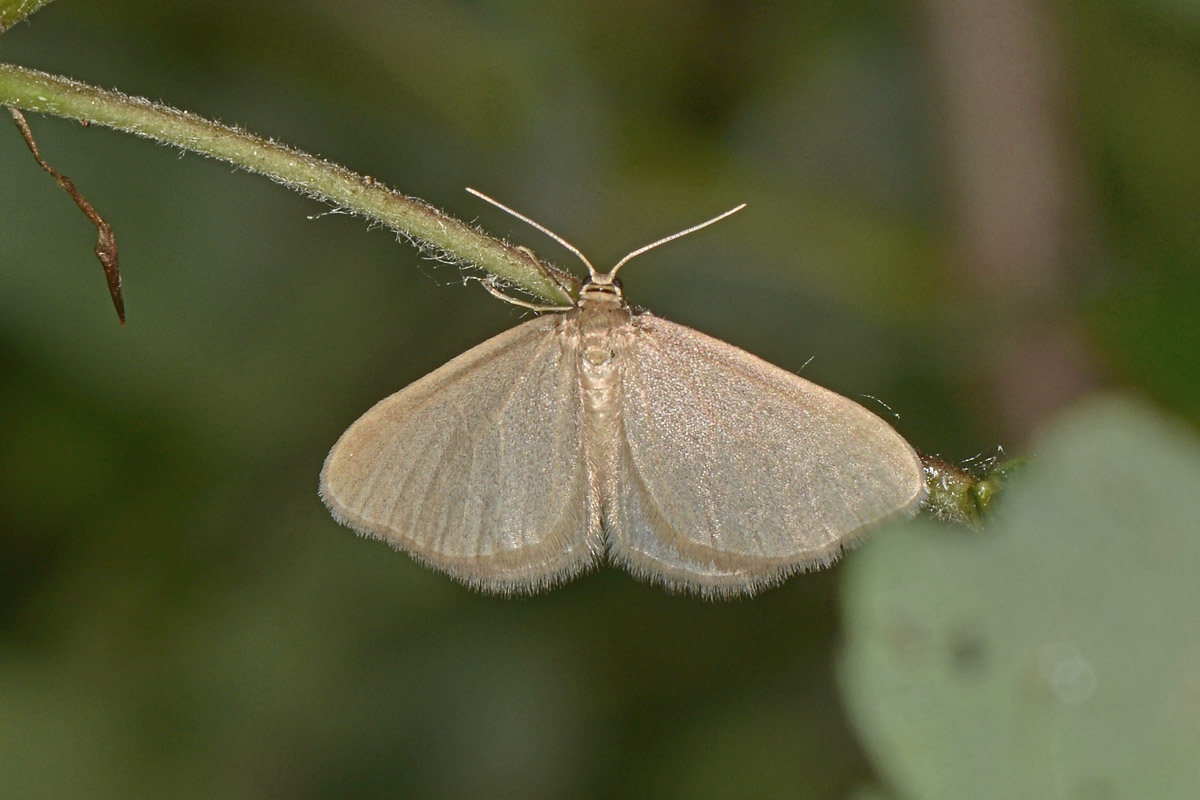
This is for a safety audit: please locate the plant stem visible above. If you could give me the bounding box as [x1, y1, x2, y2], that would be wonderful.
[0, 0, 55, 32]
[0, 61, 577, 305]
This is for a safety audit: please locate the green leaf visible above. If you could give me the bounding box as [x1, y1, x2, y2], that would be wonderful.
[839, 395, 1200, 799]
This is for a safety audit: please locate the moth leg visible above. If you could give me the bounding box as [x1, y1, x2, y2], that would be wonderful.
[514, 245, 576, 300]
[481, 274, 568, 313]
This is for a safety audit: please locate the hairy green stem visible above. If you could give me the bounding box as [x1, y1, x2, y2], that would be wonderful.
[0, 62, 576, 305]
[0, 0, 55, 31]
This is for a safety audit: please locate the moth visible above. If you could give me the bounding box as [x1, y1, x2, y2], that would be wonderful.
[320, 191, 925, 597]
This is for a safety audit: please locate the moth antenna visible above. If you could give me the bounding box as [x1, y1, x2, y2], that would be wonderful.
[610, 203, 746, 277]
[466, 187, 599, 279]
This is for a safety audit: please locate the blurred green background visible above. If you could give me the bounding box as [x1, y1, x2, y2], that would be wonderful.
[2, 1, 1198, 798]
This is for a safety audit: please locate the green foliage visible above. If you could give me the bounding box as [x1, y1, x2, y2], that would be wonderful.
[839, 396, 1200, 798]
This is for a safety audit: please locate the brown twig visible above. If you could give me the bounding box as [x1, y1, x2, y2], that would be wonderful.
[9, 107, 125, 324]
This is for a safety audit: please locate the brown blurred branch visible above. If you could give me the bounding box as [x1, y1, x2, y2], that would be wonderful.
[921, 0, 1102, 439]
